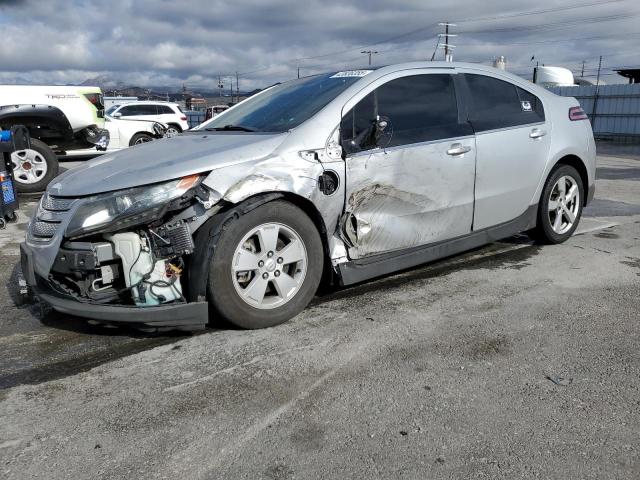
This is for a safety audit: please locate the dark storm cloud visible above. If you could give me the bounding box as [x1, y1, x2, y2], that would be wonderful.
[0, 0, 638, 88]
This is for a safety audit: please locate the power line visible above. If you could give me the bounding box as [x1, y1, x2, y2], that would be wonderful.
[457, 31, 640, 46]
[458, 13, 637, 35]
[456, 0, 625, 23]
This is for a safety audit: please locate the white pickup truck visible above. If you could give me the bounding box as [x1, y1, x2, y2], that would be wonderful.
[0, 85, 109, 192]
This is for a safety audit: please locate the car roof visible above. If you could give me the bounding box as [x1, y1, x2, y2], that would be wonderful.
[120, 101, 178, 106]
[338, 61, 548, 97]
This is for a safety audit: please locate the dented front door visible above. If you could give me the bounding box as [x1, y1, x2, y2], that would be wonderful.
[342, 139, 476, 259]
[339, 73, 476, 259]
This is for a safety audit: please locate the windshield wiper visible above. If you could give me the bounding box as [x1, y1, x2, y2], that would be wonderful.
[205, 124, 258, 132]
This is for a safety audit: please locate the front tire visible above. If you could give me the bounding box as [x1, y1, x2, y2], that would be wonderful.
[129, 133, 153, 146]
[532, 164, 584, 244]
[10, 138, 59, 194]
[207, 200, 324, 329]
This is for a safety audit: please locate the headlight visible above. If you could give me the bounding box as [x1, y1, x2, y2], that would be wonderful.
[66, 175, 203, 238]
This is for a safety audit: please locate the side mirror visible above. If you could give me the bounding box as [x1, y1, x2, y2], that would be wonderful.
[374, 115, 392, 148]
[112, 112, 122, 118]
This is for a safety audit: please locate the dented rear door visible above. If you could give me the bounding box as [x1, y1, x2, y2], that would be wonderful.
[339, 73, 476, 259]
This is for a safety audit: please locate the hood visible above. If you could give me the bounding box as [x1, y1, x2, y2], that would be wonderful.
[48, 132, 287, 196]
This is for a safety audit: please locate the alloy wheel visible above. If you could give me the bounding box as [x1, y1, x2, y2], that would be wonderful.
[548, 175, 580, 235]
[165, 127, 180, 137]
[231, 222, 308, 309]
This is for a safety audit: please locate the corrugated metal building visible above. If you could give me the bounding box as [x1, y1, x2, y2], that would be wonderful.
[548, 84, 640, 140]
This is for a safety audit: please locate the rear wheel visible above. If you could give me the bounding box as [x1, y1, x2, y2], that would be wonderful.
[532, 164, 584, 244]
[207, 200, 324, 329]
[10, 138, 59, 193]
[166, 124, 181, 137]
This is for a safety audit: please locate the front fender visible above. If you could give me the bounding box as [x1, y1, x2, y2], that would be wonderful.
[203, 153, 322, 205]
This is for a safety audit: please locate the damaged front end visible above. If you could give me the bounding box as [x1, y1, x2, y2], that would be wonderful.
[21, 174, 220, 331]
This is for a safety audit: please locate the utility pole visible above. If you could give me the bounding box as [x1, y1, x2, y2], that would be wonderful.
[361, 50, 378, 66]
[581, 60, 586, 78]
[297, 65, 300, 79]
[595, 55, 602, 86]
[592, 55, 603, 128]
[235, 71, 239, 103]
[437, 22, 457, 62]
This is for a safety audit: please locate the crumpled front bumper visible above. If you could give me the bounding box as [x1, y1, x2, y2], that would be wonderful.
[20, 242, 208, 331]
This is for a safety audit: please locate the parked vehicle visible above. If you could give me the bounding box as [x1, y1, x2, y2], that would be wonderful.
[0, 85, 108, 192]
[108, 101, 189, 136]
[104, 115, 167, 150]
[21, 62, 595, 331]
[204, 104, 230, 121]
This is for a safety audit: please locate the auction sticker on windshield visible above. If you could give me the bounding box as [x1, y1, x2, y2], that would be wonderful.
[330, 70, 373, 78]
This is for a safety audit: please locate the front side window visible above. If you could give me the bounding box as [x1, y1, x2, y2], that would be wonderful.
[118, 105, 140, 116]
[341, 74, 468, 154]
[464, 74, 545, 131]
[198, 72, 365, 133]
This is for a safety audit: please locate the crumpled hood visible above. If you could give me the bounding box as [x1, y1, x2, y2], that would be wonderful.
[48, 132, 287, 196]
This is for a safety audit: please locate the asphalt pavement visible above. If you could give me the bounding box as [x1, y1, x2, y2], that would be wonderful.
[0, 149, 638, 479]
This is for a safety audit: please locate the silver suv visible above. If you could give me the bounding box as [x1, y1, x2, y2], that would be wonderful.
[21, 62, 596, 331]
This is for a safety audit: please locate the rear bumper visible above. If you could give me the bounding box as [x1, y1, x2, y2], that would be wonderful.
[20, 242, 208, 331]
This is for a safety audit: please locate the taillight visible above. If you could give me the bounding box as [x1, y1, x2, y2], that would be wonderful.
[569, 106, 588, 121]
[180, 115, 187, 121]
[84, 93, 105, 118]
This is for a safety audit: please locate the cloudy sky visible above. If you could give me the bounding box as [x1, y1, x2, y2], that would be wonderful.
[0, 0, 638, 90]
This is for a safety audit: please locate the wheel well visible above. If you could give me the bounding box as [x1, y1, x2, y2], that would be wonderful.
[554, 155, 589, 205]
[167, 123, 182, 132]
[0, 105, 73, 142]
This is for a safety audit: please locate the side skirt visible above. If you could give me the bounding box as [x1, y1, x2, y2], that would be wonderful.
[337, 204, 538, 286]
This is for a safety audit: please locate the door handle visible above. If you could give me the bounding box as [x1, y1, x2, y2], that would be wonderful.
[529, 128, 547, 139]
[446, 143, 471, 156]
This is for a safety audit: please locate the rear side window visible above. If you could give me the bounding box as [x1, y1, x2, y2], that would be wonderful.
[516, 87, 545, 120]
[464, 74, 544, 131]
[341, 74, 470, 153]
[138, 104, 159, 115]
[159, 105, 174, 114]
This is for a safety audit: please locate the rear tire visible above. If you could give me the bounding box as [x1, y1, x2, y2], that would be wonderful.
[10, 138, 59, 194]
[207, 200, 324, 329]
[166, 124, 182, 137]
[532, 164, 584, 244]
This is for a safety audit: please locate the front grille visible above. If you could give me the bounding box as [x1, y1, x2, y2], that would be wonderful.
[31, 220, 60, 238]
[29, 193, 77, 240]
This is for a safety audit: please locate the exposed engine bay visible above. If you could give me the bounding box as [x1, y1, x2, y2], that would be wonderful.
[42, 178, 215, 310]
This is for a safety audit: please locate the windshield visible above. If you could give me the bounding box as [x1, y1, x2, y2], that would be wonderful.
[106, 105, 120, 116]
[198, 72, 368, 133]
